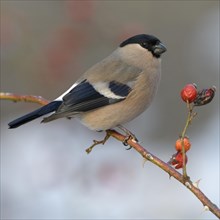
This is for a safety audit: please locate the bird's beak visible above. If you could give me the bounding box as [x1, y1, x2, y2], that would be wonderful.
[153, 43, 167, 56]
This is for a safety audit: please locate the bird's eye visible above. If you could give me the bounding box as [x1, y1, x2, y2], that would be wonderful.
[141, 42, 147, 48]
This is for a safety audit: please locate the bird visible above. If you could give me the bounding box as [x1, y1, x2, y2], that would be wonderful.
[8, 34, 167, 134]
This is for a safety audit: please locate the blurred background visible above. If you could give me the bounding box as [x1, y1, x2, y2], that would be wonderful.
[1, 1, 219, 219]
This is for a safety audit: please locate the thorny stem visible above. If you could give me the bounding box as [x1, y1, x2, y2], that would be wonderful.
[1, 92, 220, 219]
[107, 130, 220, 219]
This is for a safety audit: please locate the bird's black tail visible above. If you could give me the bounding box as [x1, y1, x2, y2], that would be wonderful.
[8, 101, 62, 129]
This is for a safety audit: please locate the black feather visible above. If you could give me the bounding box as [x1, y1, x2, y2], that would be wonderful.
[120, 34, 160, 48]
[109, 81, 131, 97]
[63, 80, 104, 106]
[55, 80, 131, 114]
[8, 101, 62, 128]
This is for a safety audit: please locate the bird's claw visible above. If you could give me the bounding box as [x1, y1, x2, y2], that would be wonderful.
[123, 135, 131, 146]
[122, 134, 138, 150]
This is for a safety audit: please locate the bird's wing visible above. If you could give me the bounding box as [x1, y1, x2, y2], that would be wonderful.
[56, 79, 133, 114]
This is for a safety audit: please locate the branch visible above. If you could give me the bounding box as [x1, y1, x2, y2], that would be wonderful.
[1, 92, 219, 219]
[0, 92, 49, 106]
[106, 130, 220, 218]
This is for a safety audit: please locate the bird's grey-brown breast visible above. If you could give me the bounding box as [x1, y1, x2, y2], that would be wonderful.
[79, 58, 161, 130]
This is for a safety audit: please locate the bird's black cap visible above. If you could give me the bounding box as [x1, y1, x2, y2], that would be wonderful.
[120, 34, 166, 58]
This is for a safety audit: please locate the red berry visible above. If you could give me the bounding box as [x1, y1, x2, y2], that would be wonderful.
[169, 152, 188, 169]
[175, 137, 191, 152]
[181, 84, 198, 103]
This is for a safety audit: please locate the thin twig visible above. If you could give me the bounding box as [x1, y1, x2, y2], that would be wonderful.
[181, 101, 192, 179]
[180, 102, 197, 180]
[85, 132, 111, 154]
[0, 92, 49, 106]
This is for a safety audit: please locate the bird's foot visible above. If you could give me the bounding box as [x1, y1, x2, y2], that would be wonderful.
[117, 125, 138, 149]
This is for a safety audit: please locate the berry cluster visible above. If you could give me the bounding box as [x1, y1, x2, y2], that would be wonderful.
[169, 83, 216, 170]
[181, 83, 216, 106]
[169, 137, 191, 169]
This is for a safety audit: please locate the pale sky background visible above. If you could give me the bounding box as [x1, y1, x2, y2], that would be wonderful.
[1, 1, 219, 219]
